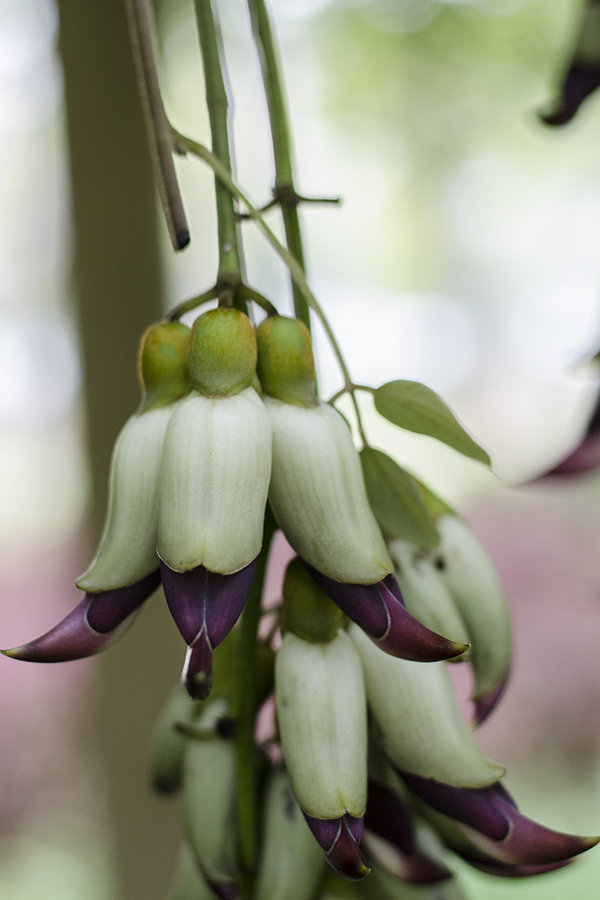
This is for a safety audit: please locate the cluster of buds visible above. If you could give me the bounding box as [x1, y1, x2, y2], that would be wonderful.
[4, 310, 598, 897]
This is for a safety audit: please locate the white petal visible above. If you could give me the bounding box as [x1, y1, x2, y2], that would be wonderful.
[275, 630, 367, 819]
[266, 398, 392, 583]
[158, 387, 271, 574]
[77, 405, 174, 591]
[350, 624, 504, 788]
[437, 514, 511, 702]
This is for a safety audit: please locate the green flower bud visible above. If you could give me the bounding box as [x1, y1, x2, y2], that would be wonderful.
[189, 308, 257, 397]
[182, 700, 238, 892]
[435, 513, 511, 723]
[256, 316, 317, 408]
[158, 386, 271, 574]
[282, 558, 344, 643]
[350, 624, 504, 788]
[275, 630, 367, 820]
[266, 398, 393, 583]
[138, 320, 191, 412]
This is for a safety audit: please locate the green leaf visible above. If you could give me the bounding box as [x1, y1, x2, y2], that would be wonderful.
[374, 380, 491, 465]
[360, 447, 440, 547]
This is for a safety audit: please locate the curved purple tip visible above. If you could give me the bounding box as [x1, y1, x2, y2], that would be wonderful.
[304, 813, 369, 880]
[306, 567, 467, 662]
[403, 774, 600, 866]
[2, 570, 160, 662]
[473, 669, 510, 727]
[160, 560, 256, 700]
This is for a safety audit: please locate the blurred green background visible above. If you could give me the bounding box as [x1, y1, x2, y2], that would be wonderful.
[1, 0, 600, 897]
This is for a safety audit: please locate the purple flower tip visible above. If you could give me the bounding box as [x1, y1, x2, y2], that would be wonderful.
[404, 774, 600, 866]
[304, 813, 369, 880]
[306, 566, 467, 662]
[160, 560, 256, 647]
[2, 570, 160, 663]
[473, 669, 511, 727]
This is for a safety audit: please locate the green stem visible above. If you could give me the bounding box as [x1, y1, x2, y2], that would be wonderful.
[193, 0, 242, 290]
[230, 514, 276, 876]
[173, 130, 369, 443]
[246, 0, 310, 328]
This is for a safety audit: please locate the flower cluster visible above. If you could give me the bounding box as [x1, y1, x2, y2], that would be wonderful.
[4, 311, 598, 898]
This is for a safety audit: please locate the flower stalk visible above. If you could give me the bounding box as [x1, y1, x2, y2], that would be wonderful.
[193, 0, 243, 299]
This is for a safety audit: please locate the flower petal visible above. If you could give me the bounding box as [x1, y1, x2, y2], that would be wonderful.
[404, 775, 600, 866]
[2, 570, 160, 662]
[161, 560, 256, 699]
[304, 813, 369, 880]
[308, 568, 468, 662]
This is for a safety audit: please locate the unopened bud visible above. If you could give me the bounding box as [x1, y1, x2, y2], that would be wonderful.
[256, 316, 317, 408]
[189, 308, 256, 397]
[138, 320, 191, 412]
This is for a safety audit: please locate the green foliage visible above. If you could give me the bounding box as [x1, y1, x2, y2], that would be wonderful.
[360, 447, 440, 547]
[374, 379, 491, 465]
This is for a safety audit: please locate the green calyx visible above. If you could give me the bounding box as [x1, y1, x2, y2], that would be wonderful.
[188, 308, 257, 397]
[282, 557, 343, 643]
[138, 321, 191, 412]
[256, 316, 318, 407]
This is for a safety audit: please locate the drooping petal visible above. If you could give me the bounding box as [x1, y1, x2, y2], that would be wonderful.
[160, 560, 256, 700]
[308, 568, 467, 663]
[2, 569, 160, 662]
[403, 775, 600, 866]
[77, 407, 173, 592]
[158, 388, 271, 575]
[265, 398, 393, 584]
[435, 514, 511, 722]
[350, 625, 504, 788]
[304, 813, 369, 880]
[275, 630, 367, 820]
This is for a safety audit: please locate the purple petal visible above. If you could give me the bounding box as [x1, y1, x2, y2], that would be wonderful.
[306, 567, 467, 662]
[365, 781, 415, 855]
[405, 775, 600, 866]
[160, 560, 256, 647]
[2, 571, 160, 663]
[304, 813, 369, 880]
[473, 668, 511, 727]
[402, 774, 510, 841]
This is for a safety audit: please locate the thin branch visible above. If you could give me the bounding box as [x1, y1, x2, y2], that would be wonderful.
[247, 0, 310, 327]
[193, 0, 242, 289]
[125, 0, 190, 251]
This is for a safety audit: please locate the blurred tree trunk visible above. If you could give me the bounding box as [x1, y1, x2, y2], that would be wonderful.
[57, 2, 183, 897]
